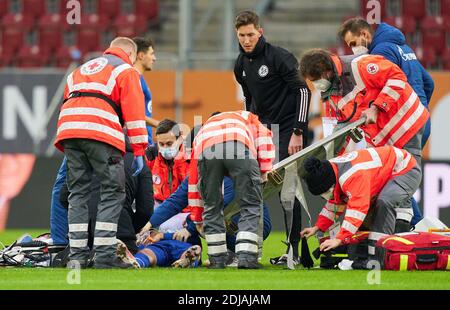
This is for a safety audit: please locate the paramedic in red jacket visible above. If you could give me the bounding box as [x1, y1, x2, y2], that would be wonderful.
[146, 119, 189, 206]
[54, 37, 148, 269]
[188, 111, 275, 269]
[300, 49, 429, 165]
[300, 146, 421, 268]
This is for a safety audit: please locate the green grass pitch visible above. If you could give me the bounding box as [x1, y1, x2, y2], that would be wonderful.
[0, 229, 449, 290]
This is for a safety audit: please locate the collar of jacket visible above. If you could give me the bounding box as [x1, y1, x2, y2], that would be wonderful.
[239, 36, 266, 59]
[104, 47, 133, 65]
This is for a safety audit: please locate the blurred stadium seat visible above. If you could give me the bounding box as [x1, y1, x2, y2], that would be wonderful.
[415, 45, 439, 68]
[442, 0, 450, 17]
[1, 13, 34, 53]
[38, 13, 65, 51]
[113, 13, 148, 37]
[401, 0, 426, 19]
[0, 0, 160, 67]
[135, 0, 159, 19]
[0, 46, 14, 67]
[55, 45, 81, 68]
[17, 45, 50, 67]
[76, 14, 110, 53]
[21, 0, 46, 19]
[98, 0, 121, 19]
[421, 16, 446, 54]
[441, 47, 450, 69]
[0, 1, 8, 18]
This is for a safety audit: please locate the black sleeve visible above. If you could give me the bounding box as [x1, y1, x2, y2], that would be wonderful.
[234, 56, 253, 111]
[145, 145, 158, 161]
[276, 50, 311, 130]
[59, 182, 69, 209]
[133, 164, 154, 232]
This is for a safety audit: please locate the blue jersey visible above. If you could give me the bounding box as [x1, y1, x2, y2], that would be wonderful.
[140, 75, 153, 145]
[136, 238, 196, 267]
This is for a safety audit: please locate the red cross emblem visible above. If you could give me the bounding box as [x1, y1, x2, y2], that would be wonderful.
[367, 63, 379, 74]
[88, 62, 100, 70]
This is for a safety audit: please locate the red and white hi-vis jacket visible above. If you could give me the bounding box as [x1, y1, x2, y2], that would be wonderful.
[54, 47, 148, 156]
[188, 111, 275, 223]
[324, 54, 429, 149]
[315, 146, 417, 244]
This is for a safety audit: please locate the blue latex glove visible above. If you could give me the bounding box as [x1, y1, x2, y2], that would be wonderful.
[132, 156, 144, 177]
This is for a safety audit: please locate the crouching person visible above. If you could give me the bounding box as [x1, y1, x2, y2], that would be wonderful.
[188, 111, 275, 269]
[300, 146, 421, 268]
[117, 230, 201, 268]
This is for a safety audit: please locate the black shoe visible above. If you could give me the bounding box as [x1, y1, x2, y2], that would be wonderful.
[238, 260, 262, 269]
[93, 257, 135, 269]
[208, 261, 226, 269]
[269, 254, 298, 266]
[351, 258, 370, 270]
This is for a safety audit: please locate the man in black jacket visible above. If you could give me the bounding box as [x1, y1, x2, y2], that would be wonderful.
[233, 11, 311, 265]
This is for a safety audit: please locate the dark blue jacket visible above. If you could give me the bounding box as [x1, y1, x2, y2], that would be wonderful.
[150, 176, 272, 248]
[369, 23, 434, 108]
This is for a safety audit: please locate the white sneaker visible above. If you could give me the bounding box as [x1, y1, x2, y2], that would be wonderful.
[338, 259, 354, 270]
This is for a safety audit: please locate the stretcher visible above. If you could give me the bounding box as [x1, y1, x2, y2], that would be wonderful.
[225, 118, 366, 269]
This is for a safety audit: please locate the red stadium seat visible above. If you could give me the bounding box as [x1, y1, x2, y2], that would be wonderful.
[113, 13, 148, 37]
[442, 0, 450, 18]
[415, 45, 438, 69]
[38, 14, 65, 51]
[0, 1, 7, 18]
[75, 14, 110, 53]
[135, 0, 159, 19]
[0, 13, 34, 53]
[0, 45, 14, 67]
[21, 0, 46, 19]
[441, 48, 450, 70]
[98, 0, 120, 19]
[401, 0, 426, 19]
[421, 16, 446, 54]
[16, 45, 50, 67]
[361, 0, 387, 20]
[55, 46, 82, 68]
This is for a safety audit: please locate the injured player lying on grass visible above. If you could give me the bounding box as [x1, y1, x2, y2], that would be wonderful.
[117, 229, 201, 268]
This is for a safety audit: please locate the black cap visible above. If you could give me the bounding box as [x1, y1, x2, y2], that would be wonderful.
[303, 157, 336, 195]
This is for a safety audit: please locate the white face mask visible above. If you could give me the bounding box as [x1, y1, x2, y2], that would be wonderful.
[352, 45, 369, 56]
[312, 79, 332, 93]
[320, 186, 335, 201]
[159, 145, 179, 160]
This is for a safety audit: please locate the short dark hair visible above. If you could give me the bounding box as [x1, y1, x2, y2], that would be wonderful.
[133, 37, 154, 54]
[235, 10, 260, 29]
[299, 49, 334, 80]
[156, 119, 181, 137]
[338, 17, 373, 40]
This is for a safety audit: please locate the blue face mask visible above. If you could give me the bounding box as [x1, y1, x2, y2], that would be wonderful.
[159, 144, 180, 160]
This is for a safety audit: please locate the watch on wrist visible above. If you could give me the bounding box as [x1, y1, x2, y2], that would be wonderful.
[293, 128, 303, 136]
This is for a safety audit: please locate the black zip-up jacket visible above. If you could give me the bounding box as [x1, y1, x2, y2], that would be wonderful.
[234, 36, 310, 132]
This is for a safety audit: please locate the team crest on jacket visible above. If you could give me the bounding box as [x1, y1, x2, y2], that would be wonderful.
[80, 57, 108, 75]
[366, 63, 379, 75]
[152, 174, 161, 185]
[330, 151, 358, 163]
[258, 65, 269, 77]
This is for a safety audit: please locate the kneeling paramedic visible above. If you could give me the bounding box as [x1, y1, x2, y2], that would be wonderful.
[300, 146, 421, 268]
